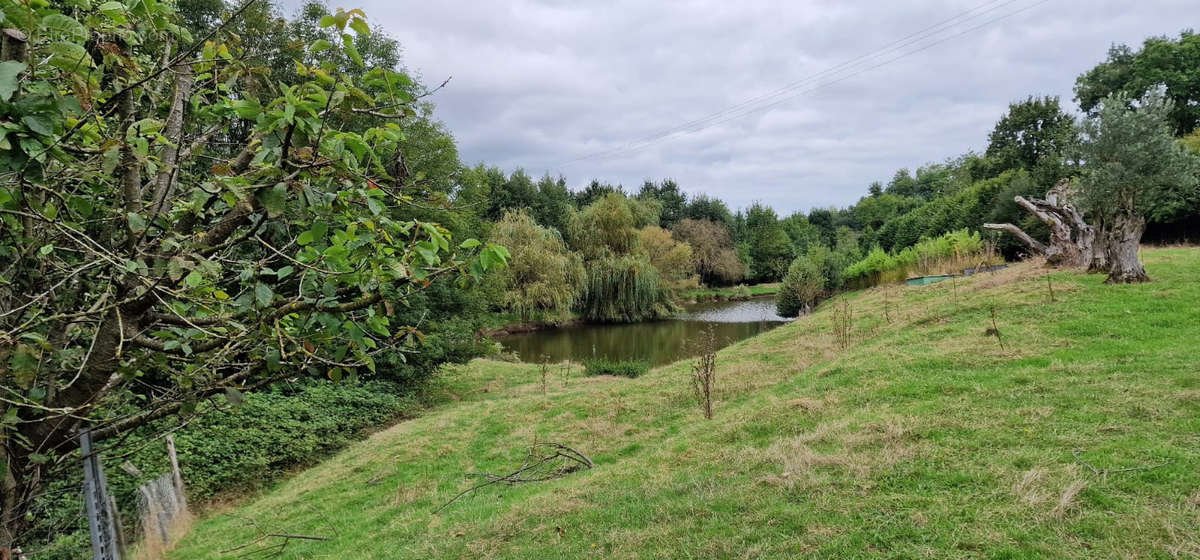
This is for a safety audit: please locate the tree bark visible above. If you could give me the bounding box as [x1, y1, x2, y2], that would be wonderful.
[1104, 212, 1149, 283]
[983, 180, 1101, 270]
[983, 222, 1047, 255]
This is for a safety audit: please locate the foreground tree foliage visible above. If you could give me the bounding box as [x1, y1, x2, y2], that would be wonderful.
[0, 0, 507, 549]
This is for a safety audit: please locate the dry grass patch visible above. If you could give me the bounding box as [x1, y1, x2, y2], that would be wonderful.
[755, 418, 917, 491]
[1051, 478, 1088, 519]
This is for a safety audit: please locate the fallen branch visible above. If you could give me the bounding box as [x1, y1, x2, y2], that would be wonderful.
[433, 443, 593, 513]
[1072, 449, 1172, 479]
[218, 513, 331, 558]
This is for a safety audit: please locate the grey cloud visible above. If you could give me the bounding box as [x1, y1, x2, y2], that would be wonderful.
[279, 0, 1197, 212]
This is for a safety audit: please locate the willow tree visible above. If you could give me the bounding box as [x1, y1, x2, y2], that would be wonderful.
[0, 1, 506, 550]
[577, 255, 673, 322]
[489, 210, 582, 321]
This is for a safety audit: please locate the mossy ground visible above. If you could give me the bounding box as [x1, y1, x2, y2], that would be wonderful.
[171, 248, 1199, 559]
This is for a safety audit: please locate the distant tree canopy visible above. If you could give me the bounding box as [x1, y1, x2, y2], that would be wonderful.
[745, 204, 795, 282]
[1075, 31, 1200, 136]
[986, 96, 1078, 185]
[638, 178, 687, 228]
[672, 219, 745, 286]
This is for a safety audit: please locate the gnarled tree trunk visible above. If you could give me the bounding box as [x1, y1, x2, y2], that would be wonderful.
[984, 180, 1098, 270]
[1104, 212, 1149, 283]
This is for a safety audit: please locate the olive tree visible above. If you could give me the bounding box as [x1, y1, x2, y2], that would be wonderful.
[0, 1, 506, 549]
[1077, 92, 1199, 282]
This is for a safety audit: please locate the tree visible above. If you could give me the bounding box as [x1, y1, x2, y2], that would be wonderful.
[1076, 92, 1199, 282]
[745, 204, 794, 282]
[576, 255, 673, 322]
[671, 219, 745, 286]
[780, 212, 823, 255]
[1075, 31, 1200, 136]
[985, 96, 1077, 185]
[684, 194, 733, 226]
[637, 226, 696, 289]
[637, 178, 687, 228]
[0, 2, 508, 549]
[486, 168, 538, 220]
[532, 173, 574, 234]
[489, 211, 583, 320]
[575, 179, 621, 207]
[775, 247, 829, 317]
[568, 192, 638, 259]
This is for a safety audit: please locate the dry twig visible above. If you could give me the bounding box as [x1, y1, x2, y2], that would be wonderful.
[434, 443, 593, 513]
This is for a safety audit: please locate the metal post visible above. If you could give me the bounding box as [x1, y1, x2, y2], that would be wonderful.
[80, 429, 120, 560]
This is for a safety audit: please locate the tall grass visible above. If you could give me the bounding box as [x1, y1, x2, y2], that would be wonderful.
[842, 229, 1000, 289]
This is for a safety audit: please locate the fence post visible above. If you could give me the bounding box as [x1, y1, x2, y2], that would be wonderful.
[165, 435, 188, 512]
[80, 429, 120, 560]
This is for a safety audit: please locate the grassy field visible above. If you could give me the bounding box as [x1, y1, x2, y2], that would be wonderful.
[170, 248, 1199, 559]
[682, 282, 781, 302]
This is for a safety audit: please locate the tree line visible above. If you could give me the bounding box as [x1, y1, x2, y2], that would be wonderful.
[1, 0, 1197, 555]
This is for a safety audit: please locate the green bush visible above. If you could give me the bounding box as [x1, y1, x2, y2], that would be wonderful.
[842, 229, 995, 289]
[28, 380, 419, 559]
[584, 359, 650, 378]
[776, 249, 828, 317]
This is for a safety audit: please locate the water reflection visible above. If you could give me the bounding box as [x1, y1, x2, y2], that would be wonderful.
[495, 298, 790, 366]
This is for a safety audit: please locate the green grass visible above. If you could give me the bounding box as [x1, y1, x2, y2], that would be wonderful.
[682, 282, 780, 302]
[170, 248, 1200, 559]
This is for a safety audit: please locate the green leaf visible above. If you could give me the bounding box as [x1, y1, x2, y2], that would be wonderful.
[310, 39, 332, 53]
[126, 212, 147, 233]
[48, 41, 92, 72]
[184, 270, 204, 288]
[37, 244, 53, 256]
[348, 17, 370, 36]
[21, 115, 53, 136]
[459, 238, 481, 249]
[254, 283, 273, 307]
[318, 14, 337, 28]
[296, 230, 314, 246]
[0, 61, 25, 102]
[223, 387, 245, 407]
[41, 14, 87, 41]
[259, 183, 287, 218]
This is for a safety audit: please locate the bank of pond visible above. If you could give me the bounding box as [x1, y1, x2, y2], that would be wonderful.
[494, 297, 790, 367]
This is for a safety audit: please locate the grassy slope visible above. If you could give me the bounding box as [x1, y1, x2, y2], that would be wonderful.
[682, 282, 780, 301]
[172, 248, 1200, 559]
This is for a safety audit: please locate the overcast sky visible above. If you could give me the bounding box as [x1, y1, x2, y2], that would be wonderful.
[282, 0, 1195, 213]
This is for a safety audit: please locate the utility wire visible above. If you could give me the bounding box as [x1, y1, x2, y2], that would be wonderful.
[564, 0, 1022, 163]
[556, 0, 1051, 167]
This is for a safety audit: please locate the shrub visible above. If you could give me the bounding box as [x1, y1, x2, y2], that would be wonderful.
[776, 248, 829, 317]
[29, 380, 418, 558]
[583, 359, 650, 378]
[841, 229, 996, 289]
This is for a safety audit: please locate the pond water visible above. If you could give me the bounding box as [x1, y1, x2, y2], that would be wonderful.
[494, 298, 791, 366]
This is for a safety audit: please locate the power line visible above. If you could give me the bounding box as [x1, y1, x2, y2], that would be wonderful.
[556, 0, 1052, 167]
[562, 0, 1022, 164]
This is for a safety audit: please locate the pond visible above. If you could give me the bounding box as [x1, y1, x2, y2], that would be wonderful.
[494, 298, 791, 367]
